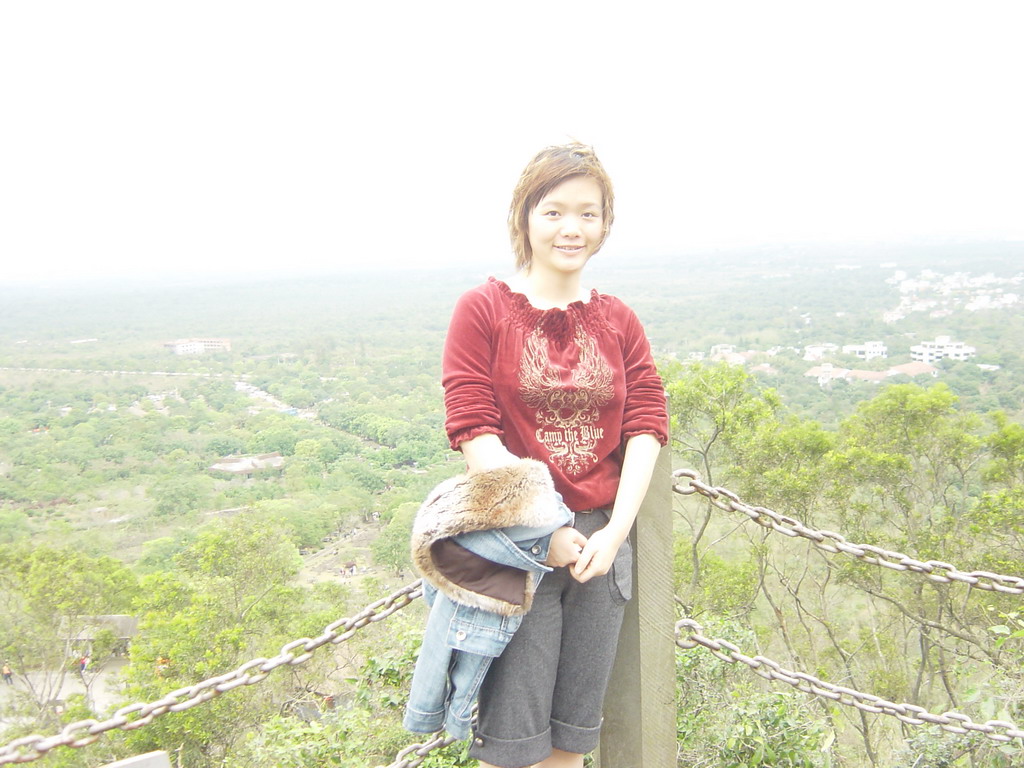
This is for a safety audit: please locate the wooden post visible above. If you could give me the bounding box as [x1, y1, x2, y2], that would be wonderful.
[99, 751, 171, 768]
[598, 446, 676, 767]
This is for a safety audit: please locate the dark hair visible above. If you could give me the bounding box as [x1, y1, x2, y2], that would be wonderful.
[508, 142, 615, 271]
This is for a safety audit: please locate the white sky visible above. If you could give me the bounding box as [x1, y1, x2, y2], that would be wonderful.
[2, 1, 1022, 283]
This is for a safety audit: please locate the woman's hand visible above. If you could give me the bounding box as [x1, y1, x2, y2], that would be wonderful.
[570, 433, 661, 583]
[572, 526, 626, 583]
[458, 433, 520, 474]
[545, 526, 588, 569]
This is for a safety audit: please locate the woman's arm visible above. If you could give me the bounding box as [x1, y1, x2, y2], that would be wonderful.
[460, 433, 588, 567]
[573, 432, 662, 583]
[458, 433, 520, 475]
[443, 287, 505, 449]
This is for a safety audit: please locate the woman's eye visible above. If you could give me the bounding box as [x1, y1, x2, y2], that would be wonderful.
[543, 210, 560, 217]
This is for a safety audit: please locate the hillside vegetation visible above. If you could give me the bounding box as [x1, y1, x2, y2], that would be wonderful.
[1, 243, 1022, 767]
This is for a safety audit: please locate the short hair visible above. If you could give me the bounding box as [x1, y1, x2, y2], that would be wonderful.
[508, 142, 615, 272]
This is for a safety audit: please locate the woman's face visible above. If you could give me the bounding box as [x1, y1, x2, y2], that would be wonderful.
[526, 175, 604, 277]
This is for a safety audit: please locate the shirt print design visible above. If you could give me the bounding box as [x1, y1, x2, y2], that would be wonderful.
[518, 324, 614, 476]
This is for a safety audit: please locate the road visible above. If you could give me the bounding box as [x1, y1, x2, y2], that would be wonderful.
[0, 658, 127, 715]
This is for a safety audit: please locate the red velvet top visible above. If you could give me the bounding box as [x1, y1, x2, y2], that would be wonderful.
[443, 277, 669, 512]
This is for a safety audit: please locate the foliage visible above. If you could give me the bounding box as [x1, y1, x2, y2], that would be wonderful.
[676, 618, 834, 767]
[223, 613, 473, 768]
[674, 533, 760, 617]
[0, 508, 30, 544]
[119, 518, 314, 766]
[1, 255, 1023, 766]
[251, 496, 354, 549]
[371, 501, 418, 576]
[151, 474, 213, 516]
[227, 708, 404, 768]
[719, 692, 832, 767]
[0, 545, 139, 725]
[891, 729, 1002, 768]
[663, 359, 780, 481]
[668, 359, 1024, 766]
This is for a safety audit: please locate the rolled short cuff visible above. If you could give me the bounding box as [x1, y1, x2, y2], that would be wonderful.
[403, 706, 445, 735]
[468, 718, 603, 767]
[404, 711, 474, 741]
[551, 716, 603, 755]
[469, 726, 552, 768]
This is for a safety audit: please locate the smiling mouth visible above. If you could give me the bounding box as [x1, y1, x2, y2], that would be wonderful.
[555, 245, 584, 253]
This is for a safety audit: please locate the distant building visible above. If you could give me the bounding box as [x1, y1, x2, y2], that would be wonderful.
[765, 346, 801, 357]
[882, 310, 906, 324]
[209, 453, 286, 477]
[804, 363, 850, 386]
[803, 343, 839, 361]
[165, 338, 232, 355]
[885, 269, 907, 283]
[846, 369, 889, 383]
[709, 344, 751, 366]
[910, 336, 976, 364]
[966, 293, 1020, 311]
[709, 343, 735, 358]
[60, 614, 139, 656]
[888, 362, 939, 378]
[842, 341, 888, 360]
[804, 361, 938, 388]
[749, 363, 778, 376]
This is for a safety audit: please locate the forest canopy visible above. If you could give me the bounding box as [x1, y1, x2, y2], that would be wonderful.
[1, 243, 1022, 767]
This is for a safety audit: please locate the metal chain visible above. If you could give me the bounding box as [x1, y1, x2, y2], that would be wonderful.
[0, 581, 423, 765]
[378, 730, 464, 768]
[13, 465, 1024, 767]
[675, 617, 1024, 743]
[673, 468, 1024, 594]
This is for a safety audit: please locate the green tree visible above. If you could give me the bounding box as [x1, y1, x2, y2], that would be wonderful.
[0, 545, 138, 721]
[173, 516, 303, 621]
[151, 474, 213, 516]
[663, 360, 779, 587]
[371, 501, 417, 576]
[0, 508, 30, 544]
[985, 410, 1024, 485]
[122, 518, 307, 767]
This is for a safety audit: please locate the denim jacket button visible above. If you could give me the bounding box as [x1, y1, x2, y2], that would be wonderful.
[531, 545, 541, 555]
[455, 630, 467, 641]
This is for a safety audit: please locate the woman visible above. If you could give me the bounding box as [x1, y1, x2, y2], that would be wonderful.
[443, 142, 668, 768]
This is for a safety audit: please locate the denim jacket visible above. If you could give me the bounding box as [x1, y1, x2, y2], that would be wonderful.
[403, 460, 572, 739]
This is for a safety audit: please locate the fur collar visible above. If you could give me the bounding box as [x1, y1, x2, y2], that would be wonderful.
[411, 459, 564, 615]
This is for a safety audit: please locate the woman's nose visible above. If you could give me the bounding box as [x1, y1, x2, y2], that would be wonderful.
[560, 216, 582, 236]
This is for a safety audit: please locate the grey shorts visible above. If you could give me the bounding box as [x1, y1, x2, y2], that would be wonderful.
[469, 509, 632, 768]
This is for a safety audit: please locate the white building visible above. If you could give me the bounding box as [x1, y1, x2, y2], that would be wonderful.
[209, 453, 285, 477]
[842, 341, 888, 360]
[709, 344, 735, 358]
[910, 336, 976, 364]
[966, 293, 1020, 311]
[803, 343, 839, 361]
[883, 310, 906, 324]
[165, 338, 232, 355]
[804, 363, 849, 387]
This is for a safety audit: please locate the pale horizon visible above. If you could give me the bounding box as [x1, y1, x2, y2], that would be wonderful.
[2, 1, 1022, 285]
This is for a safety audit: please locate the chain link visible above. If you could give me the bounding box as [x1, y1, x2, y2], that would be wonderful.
[0, 581, 423, 766]
[675, 617, 1024, 742]
[12, 468, 1024, 767]
[377, 730, 463, 768]
[672, 468, 1024, 594]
